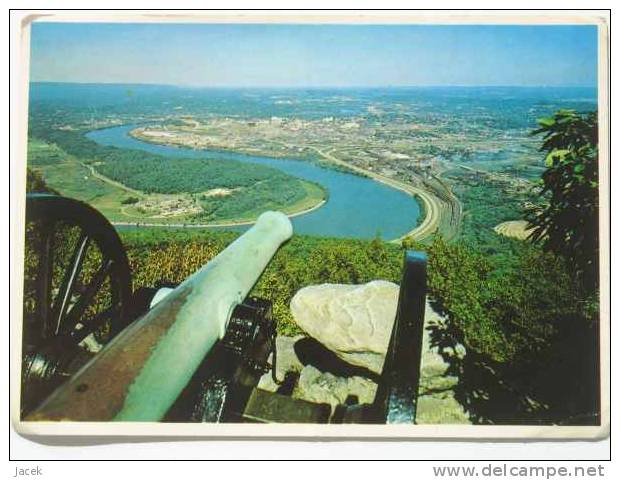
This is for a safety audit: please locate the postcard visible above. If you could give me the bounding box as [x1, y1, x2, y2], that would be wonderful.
[10, 10, 610, 440]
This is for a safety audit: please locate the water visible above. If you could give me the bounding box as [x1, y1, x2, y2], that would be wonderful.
[31, 83, 597, 239]
[87, 125, 421, 240]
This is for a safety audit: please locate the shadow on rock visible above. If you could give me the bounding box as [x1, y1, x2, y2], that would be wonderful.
[293, 337, 381, 383]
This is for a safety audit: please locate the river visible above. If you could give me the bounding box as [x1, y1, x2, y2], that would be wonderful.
[86, 125, 421, 240]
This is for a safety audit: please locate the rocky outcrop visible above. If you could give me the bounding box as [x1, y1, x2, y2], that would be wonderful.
[257, 335, 305, 393]
[289, 280, 399, 374]
[294, 365, 377, 413]
[415, 303, 470, 424]
[416, 392, 470, 424]
[257, 281, 471, 424]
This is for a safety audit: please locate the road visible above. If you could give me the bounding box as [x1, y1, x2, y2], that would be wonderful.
[80, 161, 142, 196]
[81, 158, 328, 228]
[111, 199, 327, 229]
[305, 146, 444, 242]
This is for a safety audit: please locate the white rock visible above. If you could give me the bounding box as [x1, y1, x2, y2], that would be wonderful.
[290, 280, 400, 373]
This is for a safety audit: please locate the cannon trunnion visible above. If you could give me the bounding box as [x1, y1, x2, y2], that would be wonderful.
[22, 194, 427, 425]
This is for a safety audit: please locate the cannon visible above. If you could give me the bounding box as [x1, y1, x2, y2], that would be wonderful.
[21, 194, 427, 424]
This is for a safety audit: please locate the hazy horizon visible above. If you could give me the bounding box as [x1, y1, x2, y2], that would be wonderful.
[30, 23, 598, 88]
[30, 80, 598, 89]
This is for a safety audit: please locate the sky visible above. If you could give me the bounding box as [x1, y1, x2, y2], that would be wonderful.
[29, 23, 598, 87]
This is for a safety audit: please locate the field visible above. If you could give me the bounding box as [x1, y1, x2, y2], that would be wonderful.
[494, 220, 534, 241]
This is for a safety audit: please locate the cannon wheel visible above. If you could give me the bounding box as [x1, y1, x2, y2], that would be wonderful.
[21, 194, 132, 416]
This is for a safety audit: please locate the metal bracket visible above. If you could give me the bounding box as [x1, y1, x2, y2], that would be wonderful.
[374, 250, 428, 424]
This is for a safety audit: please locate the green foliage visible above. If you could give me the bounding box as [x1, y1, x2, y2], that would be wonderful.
[527, 110, 599, 291]
[423, 237, 510, 362]
[27, 139, 66, 166]
[121, 196, 139, 205]
[425, 234, 594, 357]
[121, 230, 402, 336]
[418, 236, 599, 423]
[27, 124, 325, 224]
[97, 154, 297, 195]
[447, 169, 533, 264]
[26, 167, 57, 194]
[193, 178, 321, 222]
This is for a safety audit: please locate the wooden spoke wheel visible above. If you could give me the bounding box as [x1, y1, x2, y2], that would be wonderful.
[21, 194, 132, 417]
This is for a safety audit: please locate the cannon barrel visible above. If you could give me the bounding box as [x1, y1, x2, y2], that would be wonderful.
[27, 211, 293, 422]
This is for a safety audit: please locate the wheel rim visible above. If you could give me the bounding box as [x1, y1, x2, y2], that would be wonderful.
[22, 194, 132, 416]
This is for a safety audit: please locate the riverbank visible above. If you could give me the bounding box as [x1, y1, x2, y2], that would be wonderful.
[32, 134, 328, 229]
[129, 127, 444, 242]
[112, 198, 328, 229]
[90, 125, 423, 239]
[303, 146, 445, 243]
[110, 179, 327, 228]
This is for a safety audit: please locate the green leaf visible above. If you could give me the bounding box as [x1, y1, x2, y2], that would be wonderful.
[545, 149, 570, 167]
[537, 117, 555, 128]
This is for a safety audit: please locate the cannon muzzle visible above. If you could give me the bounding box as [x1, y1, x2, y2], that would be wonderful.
[27, 211, 293, 422]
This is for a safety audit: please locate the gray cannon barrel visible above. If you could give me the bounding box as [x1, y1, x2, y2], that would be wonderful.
[28, 211, 293, 422]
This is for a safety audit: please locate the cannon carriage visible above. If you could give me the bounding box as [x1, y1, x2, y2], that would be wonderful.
[21, 194, 427, 424]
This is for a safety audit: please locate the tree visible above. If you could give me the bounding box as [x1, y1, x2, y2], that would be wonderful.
[26, 167, 58, 194]
[527, 110, 599, 293]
